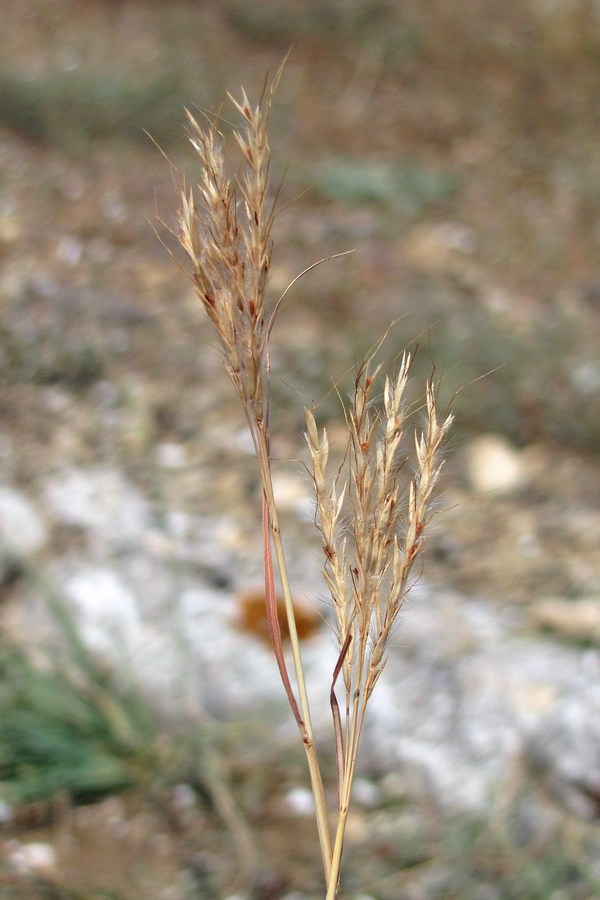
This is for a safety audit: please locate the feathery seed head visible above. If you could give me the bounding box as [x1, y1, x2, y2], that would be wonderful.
[178, 83, 280, 422]
[306, 358, 452, 692]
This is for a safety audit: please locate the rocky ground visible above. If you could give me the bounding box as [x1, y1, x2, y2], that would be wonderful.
[1, 2, 600, 898]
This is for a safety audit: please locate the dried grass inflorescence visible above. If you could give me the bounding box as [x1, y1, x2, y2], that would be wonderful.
[176, 69, 453, 899]
[305, 358, 453, 844]
[178, 83, 277, 426]
[304, 357, 453, 892]
[307, 358, 453, 693]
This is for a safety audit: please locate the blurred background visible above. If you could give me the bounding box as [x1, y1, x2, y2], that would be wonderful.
[1, 1, 600, 897]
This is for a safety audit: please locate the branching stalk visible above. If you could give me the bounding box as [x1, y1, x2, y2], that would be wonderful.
[175, 69, 453, 898]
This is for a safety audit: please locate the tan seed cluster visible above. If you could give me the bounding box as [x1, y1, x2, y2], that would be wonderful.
[178, 87, 278, 425]
[305, 356, 453, 708]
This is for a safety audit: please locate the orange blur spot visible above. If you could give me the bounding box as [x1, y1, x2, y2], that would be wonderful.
[235, 588, 321, 644]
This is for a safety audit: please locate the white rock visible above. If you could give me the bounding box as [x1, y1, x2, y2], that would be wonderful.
[62, 565, 142, 659]
[0, 486, 48, 556]
[43, 467, 150, 546]
[464, 434, 527, 494]
[155, 442, 187, 470]
[570, 359, 600, 396]
[55, 234, 83, 266]
[10, 466, 600, 830]
[352, 777, 381, 809]
[271, 471, 310, 514]
[5, 841, 56, 875]
[0, 800, 13, 825]
[172, 783, 197, 811]
[364, 603, 600, 817]
[284, 786, 315, 816]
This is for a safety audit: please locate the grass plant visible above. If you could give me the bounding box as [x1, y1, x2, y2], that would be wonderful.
[176, 64, 452, 897]
[0, 645, 143, 806]
[0, 552, 156, 812]
[0, 624, 155, 809]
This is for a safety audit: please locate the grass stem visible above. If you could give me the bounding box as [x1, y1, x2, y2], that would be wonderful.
[256, 424, 333, 881]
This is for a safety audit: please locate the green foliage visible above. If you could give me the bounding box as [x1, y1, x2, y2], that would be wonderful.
[313, 158, 457, 217]
[0, 637, 155, 807]
[0, 71, 187, 147]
